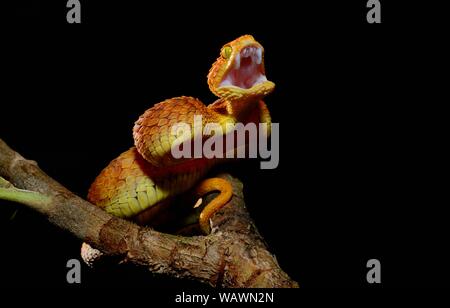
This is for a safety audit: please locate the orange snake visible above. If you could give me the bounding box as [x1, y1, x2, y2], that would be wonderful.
[87, 35, 275, 234]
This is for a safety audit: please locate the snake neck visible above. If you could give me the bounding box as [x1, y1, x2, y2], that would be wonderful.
[229, 98, 261, 121]
[209, 97, 260, 123]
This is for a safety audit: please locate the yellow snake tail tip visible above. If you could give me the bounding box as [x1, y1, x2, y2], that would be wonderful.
[196, 178, 233, 234]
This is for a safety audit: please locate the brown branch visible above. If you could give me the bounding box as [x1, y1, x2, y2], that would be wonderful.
[0, 138, 298, 288]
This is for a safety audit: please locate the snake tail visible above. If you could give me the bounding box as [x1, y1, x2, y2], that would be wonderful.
[195, 178, 233, 234]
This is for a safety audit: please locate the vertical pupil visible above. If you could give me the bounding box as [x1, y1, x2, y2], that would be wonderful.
[224, 47, 231, 58]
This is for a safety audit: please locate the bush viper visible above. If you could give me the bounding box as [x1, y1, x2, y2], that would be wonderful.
[87, 35, 275, 234]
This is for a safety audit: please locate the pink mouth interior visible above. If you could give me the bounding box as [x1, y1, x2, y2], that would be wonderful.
[219, 46, 267, 89]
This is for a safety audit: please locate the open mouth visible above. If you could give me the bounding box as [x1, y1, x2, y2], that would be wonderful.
[219, 45, 267, 89]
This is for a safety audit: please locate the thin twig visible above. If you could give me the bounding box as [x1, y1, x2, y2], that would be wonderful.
[0, 176, 52, 210]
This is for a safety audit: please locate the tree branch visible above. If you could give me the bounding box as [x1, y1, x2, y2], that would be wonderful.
[0, 177, 52, 211]
[0, 138, 298, 288]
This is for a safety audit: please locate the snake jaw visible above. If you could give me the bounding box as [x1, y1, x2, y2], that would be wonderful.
[219, 45, 266, 89]
[208, 35, 275, 101]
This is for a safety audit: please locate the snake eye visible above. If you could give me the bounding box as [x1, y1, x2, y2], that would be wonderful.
[221, 46, 232, 59]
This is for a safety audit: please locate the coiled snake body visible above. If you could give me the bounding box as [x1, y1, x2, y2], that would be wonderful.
[87, 35, 275, 234]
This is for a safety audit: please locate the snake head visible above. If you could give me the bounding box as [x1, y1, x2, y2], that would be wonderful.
[207, 35, 275, 101]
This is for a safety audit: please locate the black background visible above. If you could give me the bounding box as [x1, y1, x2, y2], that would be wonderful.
[0, 0, 447, 291]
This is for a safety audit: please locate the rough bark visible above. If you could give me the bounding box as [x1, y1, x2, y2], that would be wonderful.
[0, 138, 298, 288]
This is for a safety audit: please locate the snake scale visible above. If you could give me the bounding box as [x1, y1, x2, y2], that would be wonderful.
[87, 35, 275, 234]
